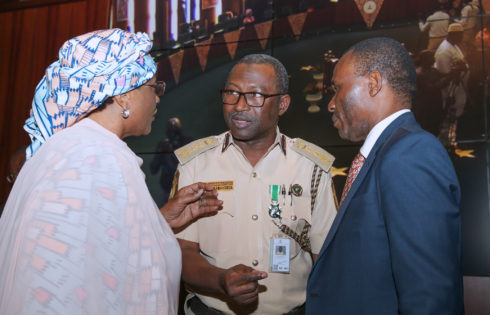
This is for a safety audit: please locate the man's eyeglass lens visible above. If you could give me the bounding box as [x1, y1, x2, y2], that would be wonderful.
[221, 90, 269, 107]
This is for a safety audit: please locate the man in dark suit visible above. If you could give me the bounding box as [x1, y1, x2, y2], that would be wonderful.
[306, 37, 463, 314]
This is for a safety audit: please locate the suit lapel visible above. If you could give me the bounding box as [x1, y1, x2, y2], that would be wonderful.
[312, 147, 377, 265]
[311, 113, 415, 273]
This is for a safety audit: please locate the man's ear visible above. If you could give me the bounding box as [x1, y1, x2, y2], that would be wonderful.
[278, 94, 290, 116]
[368, 70, 382, 97]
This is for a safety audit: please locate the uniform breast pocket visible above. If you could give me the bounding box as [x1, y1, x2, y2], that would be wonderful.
[198, 190, 236, 258]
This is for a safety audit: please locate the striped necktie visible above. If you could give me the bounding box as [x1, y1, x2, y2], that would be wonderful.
[340, 152, 366, 205]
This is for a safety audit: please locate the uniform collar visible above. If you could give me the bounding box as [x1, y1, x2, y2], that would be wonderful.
[222, 127, 287, 156]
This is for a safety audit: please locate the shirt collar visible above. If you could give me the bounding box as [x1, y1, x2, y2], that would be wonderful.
[360, 109, 410, 158]
[222, 127, 287, 156]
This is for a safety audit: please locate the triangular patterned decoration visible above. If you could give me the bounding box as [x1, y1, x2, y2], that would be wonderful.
[168, 49, 185, 85]
[288, 12, 307, 40]
[224, 30, 241, 59]
[482, 0, 490, 13]
[254, 21, 273, 49]
[354, 0, 384, 29]
[195, 39, 212, 71]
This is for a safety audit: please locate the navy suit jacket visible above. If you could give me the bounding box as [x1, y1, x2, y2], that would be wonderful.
[306, 113, 463, 314]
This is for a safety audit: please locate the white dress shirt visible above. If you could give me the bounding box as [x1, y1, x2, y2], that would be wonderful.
[434, 39, 466, 74]
[360, 109, 411, 158]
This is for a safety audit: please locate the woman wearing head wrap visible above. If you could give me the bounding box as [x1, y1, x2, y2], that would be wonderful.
[0, 29, 222, 314]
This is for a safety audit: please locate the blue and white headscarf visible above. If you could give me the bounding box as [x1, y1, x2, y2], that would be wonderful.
[24, 28, 157, 159]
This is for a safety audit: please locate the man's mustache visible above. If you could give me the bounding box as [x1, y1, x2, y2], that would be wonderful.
[231, 111, 252, 121]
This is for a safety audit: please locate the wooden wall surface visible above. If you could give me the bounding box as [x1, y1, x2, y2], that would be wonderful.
[0, 0, 110, 205]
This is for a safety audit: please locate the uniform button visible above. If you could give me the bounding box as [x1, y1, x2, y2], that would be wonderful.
[252, 172, 257, 178]
[252, 259, 258, 266]
[291, 215, 297, 221]
[252, 215, 258, 220]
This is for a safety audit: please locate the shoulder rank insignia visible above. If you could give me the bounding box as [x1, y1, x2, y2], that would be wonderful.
[175, 136, 219, 165]
[291, 138, 335, 172]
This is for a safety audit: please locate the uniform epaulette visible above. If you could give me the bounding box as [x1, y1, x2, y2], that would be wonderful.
[175, 136, 219, 165]
[291, 138, 335, 172]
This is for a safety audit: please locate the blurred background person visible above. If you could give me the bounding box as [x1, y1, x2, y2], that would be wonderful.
[449, 0, 463, 20]
[0, 29, 222, 315]
[474, 19, 490, 79]
[242, 8, 255, 25]
[150, 117, 193, 206]
[434, 23, 469, 147]
[456, 0, 481, 54]
[474, 19, 490, 49]
[419, 3, 450, 51]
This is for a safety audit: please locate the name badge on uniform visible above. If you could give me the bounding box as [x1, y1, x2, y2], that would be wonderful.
[205, 181, 234, 191]
[269, 237, 290, 273]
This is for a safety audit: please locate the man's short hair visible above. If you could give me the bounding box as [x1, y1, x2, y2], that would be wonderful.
[347, 37, 417, 103]
[233, 54, 289, 93]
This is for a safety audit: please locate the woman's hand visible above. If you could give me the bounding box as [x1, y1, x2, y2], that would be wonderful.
[161, 182, 223, 229]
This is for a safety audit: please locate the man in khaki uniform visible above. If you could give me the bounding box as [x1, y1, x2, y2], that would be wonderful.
[419, 4, 450, 51]
[175, 54, 337, 314]
[456, 0, 480, 52]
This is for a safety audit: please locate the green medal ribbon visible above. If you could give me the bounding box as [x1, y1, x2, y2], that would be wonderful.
[269, 184, 280, 201]
[269, 184, 282, 218]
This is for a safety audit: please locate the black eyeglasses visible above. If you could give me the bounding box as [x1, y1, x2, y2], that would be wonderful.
[145, 81, 166, 96]
[220, 89, 286, 107]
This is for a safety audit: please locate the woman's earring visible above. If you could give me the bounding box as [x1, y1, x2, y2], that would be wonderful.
[122, 108, 130, 119]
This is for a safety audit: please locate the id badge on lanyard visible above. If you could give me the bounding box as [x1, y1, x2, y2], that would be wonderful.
[268, 184, 291, 273]
[269, 237, 290, 273]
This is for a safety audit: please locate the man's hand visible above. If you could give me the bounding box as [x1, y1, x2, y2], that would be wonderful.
[449, 59, 467, 79]
[220, 264, 268, 305]
[161, 182, 223, 229]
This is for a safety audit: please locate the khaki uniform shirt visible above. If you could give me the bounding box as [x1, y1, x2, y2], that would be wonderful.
[175, 130, 337, 314]
[457, 3, 479, 31]
[419, 10, 450, 38]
